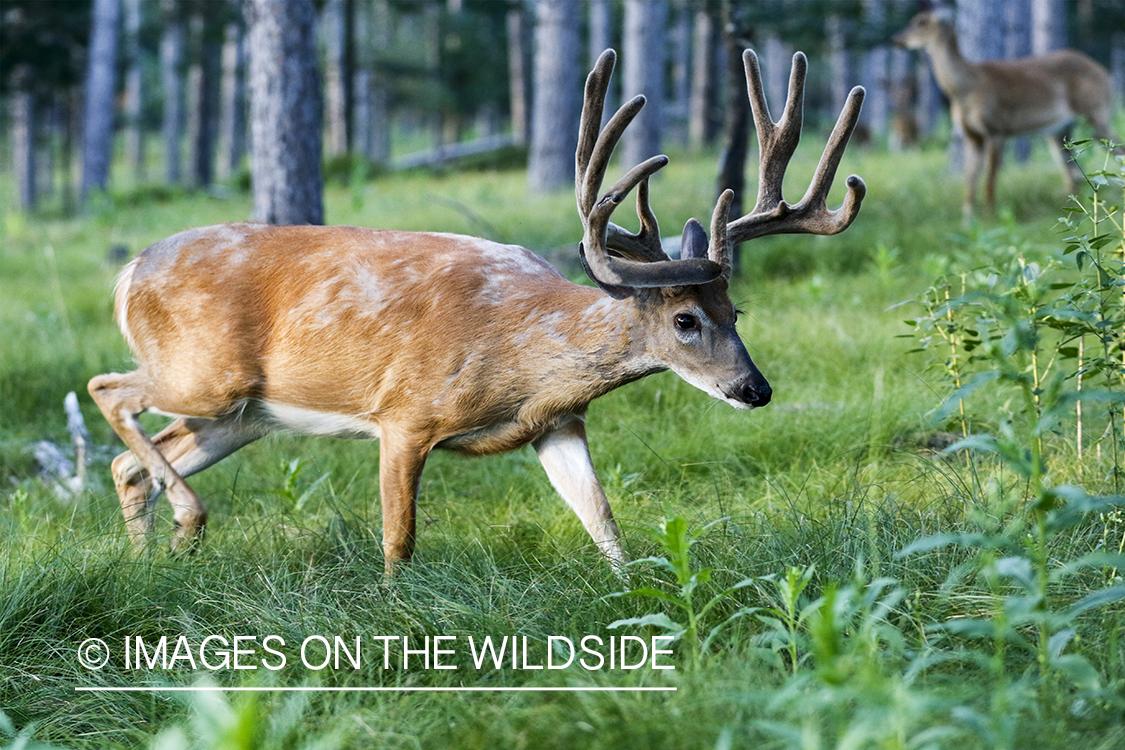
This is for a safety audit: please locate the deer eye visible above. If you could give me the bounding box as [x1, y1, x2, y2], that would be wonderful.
[674, 313, 699, 332]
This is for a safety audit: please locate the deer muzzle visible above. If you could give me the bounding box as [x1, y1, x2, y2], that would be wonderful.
[722, 372, 772, 408]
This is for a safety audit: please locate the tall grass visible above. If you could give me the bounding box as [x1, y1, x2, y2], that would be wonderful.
[1, 141, 1122, 749]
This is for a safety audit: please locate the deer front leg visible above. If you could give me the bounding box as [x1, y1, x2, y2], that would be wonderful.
[984, 137, 1004, 215]
[378, 432, 430, 576]
[962, 131, 986, 220]
[533, 416, 627, 572]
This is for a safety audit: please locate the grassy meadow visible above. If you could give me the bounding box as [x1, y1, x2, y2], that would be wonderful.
[1, 135, 1123, 749]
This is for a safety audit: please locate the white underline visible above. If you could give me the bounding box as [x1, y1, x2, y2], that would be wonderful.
[75, 686, 676, 693]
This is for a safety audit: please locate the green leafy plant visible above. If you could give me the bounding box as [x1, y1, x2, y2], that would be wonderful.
[605, 516, 758, 667]
[899, 254, 1125, 696]
[273, 458, 329, 512]
[750, 564, 818, 675]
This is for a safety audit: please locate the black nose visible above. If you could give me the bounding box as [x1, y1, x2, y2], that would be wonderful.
[726, 376, 771, 407]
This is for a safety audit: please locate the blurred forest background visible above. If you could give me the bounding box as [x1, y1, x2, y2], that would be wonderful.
[2, 0, 1125, 224]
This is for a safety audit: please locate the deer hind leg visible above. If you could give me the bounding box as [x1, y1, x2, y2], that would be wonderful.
[89, 373, 263, 550]
[962, 131, 986, 220]
[984, 138, 1004, 215]
[533, 416, 626, 573]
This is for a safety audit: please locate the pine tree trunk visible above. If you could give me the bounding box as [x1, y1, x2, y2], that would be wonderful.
[622, 0, 667, 168]
[247, 0, 324, 225]
[588, 0, 612, 65]
[124, 0, 145, 183]
[507, 0, 530, 145]
[528, 0, 580, 193]
[1006, 0, 1032, 161]
[588, 0, 613, 129]
[324, 0, 350, 156]
[861, 0, 888, 139]
[352, 0, 373, 161]
[688, 5, 720, 150]
[1032, 0, 1067, 54]
[369, 0, 392, 163]
[718, 23, 750, 275]
[187, 8, 219, 188]
[1113, 31, 1125, 101]
[82, 0, 120, 201]
[217, 4, 247, 181]
[161, 0, 186, 185]
[668, 0, 691, 148]
[12, 67, 37, 211]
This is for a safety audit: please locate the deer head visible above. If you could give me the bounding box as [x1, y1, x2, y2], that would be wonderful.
[573, 49, 865, 409]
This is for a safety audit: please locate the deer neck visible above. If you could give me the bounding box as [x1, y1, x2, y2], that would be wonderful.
[923, 26, 980, 99]
[534, 289, 663, 406]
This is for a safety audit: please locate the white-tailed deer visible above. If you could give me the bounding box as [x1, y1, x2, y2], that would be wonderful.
[89, 49, 865, 574]
[894, 8, 1119, 217]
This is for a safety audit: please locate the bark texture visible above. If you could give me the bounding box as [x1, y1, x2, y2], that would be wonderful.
[82, 0, 120, 200]
[247, 0, 324, 225]
[528, 0, 580, 193]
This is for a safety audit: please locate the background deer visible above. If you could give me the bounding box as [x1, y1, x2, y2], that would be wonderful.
[894, 8, 1119, 217]
[89, 49, 865, 574]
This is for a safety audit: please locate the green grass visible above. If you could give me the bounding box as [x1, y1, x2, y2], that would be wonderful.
[2, 140, 1123, 749]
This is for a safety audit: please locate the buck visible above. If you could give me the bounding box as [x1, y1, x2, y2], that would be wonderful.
[893, 8, 1119, 217]
[89, 49, 866, 574]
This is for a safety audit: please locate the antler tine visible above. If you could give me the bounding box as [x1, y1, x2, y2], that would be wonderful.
[576, 50, 616, 207]
[746, 50, 805, 214]
[576, 52, 665, 262]
[576, 49, 723, 295]
[708, 189, 735, 281]
[727, 49, 867, 245]
[797, 86, 867, 228]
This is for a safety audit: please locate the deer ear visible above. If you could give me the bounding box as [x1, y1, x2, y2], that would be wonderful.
[679, 218, 708, 260]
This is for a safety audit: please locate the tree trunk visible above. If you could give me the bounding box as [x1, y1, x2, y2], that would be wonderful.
[589, 0, 612, 65]
[217, 4, 247, 181]
[324, 0, 350, 156]
[960, 0, 1007, 60]
[1006, 0, 1032, 161]
[352, 0, 373, 161]
[860, 0, 888, 139]
[124, 0, 145, 183]
[1113, 31, 1125, 101]
[82, 0, 120, 202]
[1032, 0, 1067, 54]
[668, 0, 691, 147]
[622, 0, 667, 168]
[369, 0, 392, 163]
[588, 0, 613, 129]
[187, 8, 220, 188]
[161, 0, 186, 185]
[688, 5, 720, 149]
[888, 45, 916, 151]
[528, 0, 580, 193]
[247, 0, 324, 225]
[825, 14, 852, 114]
[718, 25, 751, 274]
[507, 0, 530, 145]
[12, 67, 37, 211]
